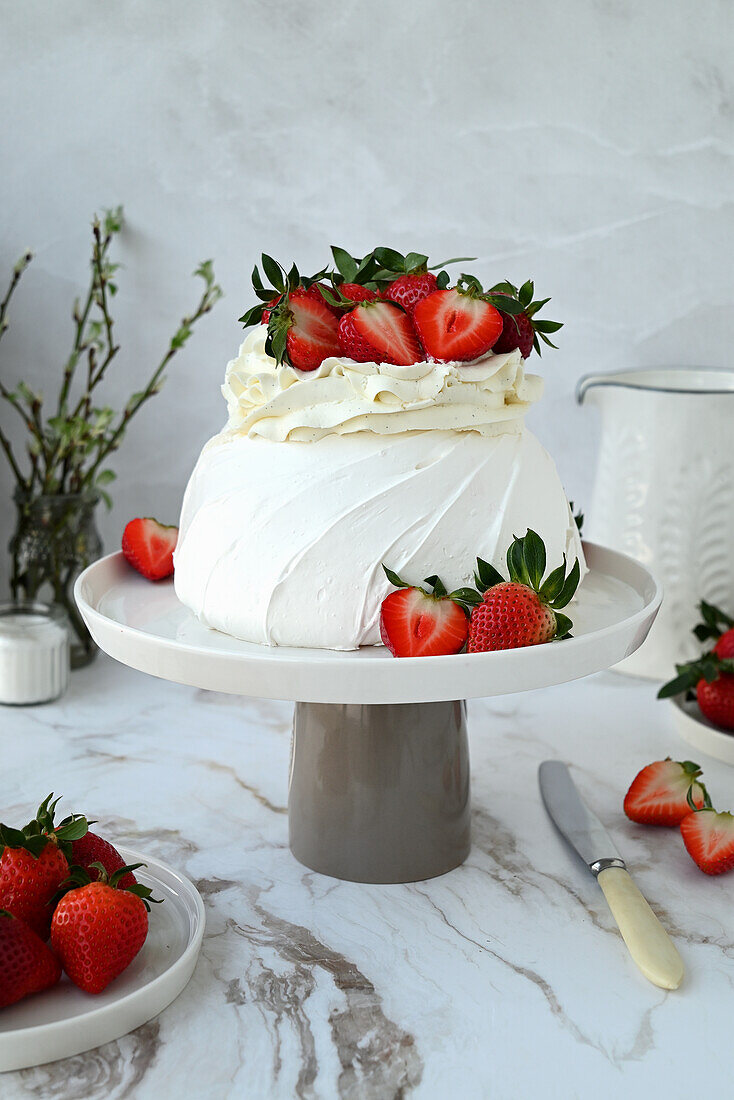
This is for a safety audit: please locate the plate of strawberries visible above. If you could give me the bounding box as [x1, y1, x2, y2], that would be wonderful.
[0, 795, 204, 1073]
[659, 600, 734, 765]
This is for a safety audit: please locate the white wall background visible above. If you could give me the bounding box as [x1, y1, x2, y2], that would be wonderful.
[1, 0, 733, 590]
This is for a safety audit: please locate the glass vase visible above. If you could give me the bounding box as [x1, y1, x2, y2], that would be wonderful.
[9, 490, 103, 669]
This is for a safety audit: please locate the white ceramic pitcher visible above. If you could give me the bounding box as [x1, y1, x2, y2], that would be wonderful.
[577, 368, 734, 680]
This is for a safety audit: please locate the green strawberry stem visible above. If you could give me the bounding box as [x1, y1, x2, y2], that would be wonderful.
[658, 652, 734, 699]
[59, 860, 163, 911]
[693, 599, 734, 644]
[0, 793, 88, 859]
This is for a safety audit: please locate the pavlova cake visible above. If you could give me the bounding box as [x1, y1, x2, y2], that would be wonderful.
[174, 247, 585, 651]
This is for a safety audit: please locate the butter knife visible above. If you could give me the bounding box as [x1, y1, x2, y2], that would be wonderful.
[538, 760, 684, 990]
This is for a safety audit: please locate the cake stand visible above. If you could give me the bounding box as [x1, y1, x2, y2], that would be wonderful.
[75, 542, 660, 884]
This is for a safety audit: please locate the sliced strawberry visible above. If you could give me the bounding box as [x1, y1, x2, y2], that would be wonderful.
[380, 582, 468, 658]
[338, 301, 423, 366]
[382, 272, 438, 315]
[122, 518, 178, 581]
[680, 808, 734, 875]
[413, 288, 503, 362]
[283, 289, 341, 371]
[623, 759, 708, 826]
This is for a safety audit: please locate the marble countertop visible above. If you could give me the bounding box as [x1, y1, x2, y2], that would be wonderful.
[2, 656, 734, 1099]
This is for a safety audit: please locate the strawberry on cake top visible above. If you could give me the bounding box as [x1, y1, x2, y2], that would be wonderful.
[173, 247, 584, 650]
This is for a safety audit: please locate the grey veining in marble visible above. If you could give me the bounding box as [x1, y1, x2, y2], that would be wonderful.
[3, 656, 734, 1098]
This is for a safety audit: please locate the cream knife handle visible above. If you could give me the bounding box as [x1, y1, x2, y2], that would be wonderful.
[596, 866, 683, 990]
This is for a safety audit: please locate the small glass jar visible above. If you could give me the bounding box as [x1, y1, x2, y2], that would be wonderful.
[0, 601, 70, 706]
[9, 489, 102, 668]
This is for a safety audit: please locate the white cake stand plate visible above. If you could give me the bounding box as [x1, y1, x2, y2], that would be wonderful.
[75, 542, 660, 884]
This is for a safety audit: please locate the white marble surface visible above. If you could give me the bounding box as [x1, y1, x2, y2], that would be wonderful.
[2, 1, 734, 591]
[2, 655, 734, 1098]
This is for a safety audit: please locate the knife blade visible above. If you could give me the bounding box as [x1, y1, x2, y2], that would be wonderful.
[538, 760, 684, 990]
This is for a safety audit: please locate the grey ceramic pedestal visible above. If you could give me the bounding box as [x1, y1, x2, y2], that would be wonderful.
[288, 700, 470, 883]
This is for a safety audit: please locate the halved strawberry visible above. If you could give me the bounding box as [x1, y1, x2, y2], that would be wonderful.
[680, 807, 734, 875]
[623, 759, 708, 826]
[380, 571, 469, 658]
[382, 272, 438, 314]
[122, 518, 178, 581]
[338, 301, 423, 366]
[280, 289, 341, 371]
[413, 287, 503, 362]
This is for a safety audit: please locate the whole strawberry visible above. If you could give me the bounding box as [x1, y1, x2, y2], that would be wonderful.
[69, 831, 137, 890]
[659, 650, 734, 731]
[0, 910, 61, 1008]
[0, 795, 88, 940]
[460, 531, 580, 652]
[51, 863, 157, 994]
[490, 281, 563, 358]
[383, 272, 438, 314]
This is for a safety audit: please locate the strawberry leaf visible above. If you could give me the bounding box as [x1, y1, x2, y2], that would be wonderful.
[554, 613, 573, 639]
[383, 564, 411, 589]
[475, 556, 504, 591]
[261, 254, 284, 292]
[330, 246, 358, 283]
[553, 558, 581, 609]
[522, 529, 546, 590]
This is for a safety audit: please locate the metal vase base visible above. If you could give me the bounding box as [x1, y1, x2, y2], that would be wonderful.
[289, 700, 471, 884]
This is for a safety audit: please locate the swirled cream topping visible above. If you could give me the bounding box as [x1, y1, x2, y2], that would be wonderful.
[222, 325, 543, 442]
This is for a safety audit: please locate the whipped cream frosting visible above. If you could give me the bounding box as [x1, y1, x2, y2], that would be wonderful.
[222, 325, 543, 443]
[174, 429, 586, 650]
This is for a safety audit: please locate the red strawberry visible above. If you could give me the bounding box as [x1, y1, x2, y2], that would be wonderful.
[274, 288, 341, 371]
[492, 310, 536, 358]
[697, 674, 734, 730]
[382, 272, 438, 315]
[51, 865, 155, 994]
[70, 832, 137, 890]
[714, 629, 734, 660]
[262, 283, 339, 324]
[488, 282, 563, 358]
[0, 795, 88, 940]
[380, 570, 468, 658]
[0, 910, 61, 1008]
[338, 301, 423, 366]
[337, 283, 379, 304]
[623, 759, 708, 826]
[468, 582, 557, 651]
[122, 517, 178, 581]
[463, 530, 580, 653]
[413, 288, 503, 362]
[659, 647, 734, 732]
[680, 807, 734, 875]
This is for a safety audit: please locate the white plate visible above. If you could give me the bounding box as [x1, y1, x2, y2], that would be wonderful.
[74, 542, 661, 704]
[0, 848, 204, 1073]
[672, 696, 734, 765]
